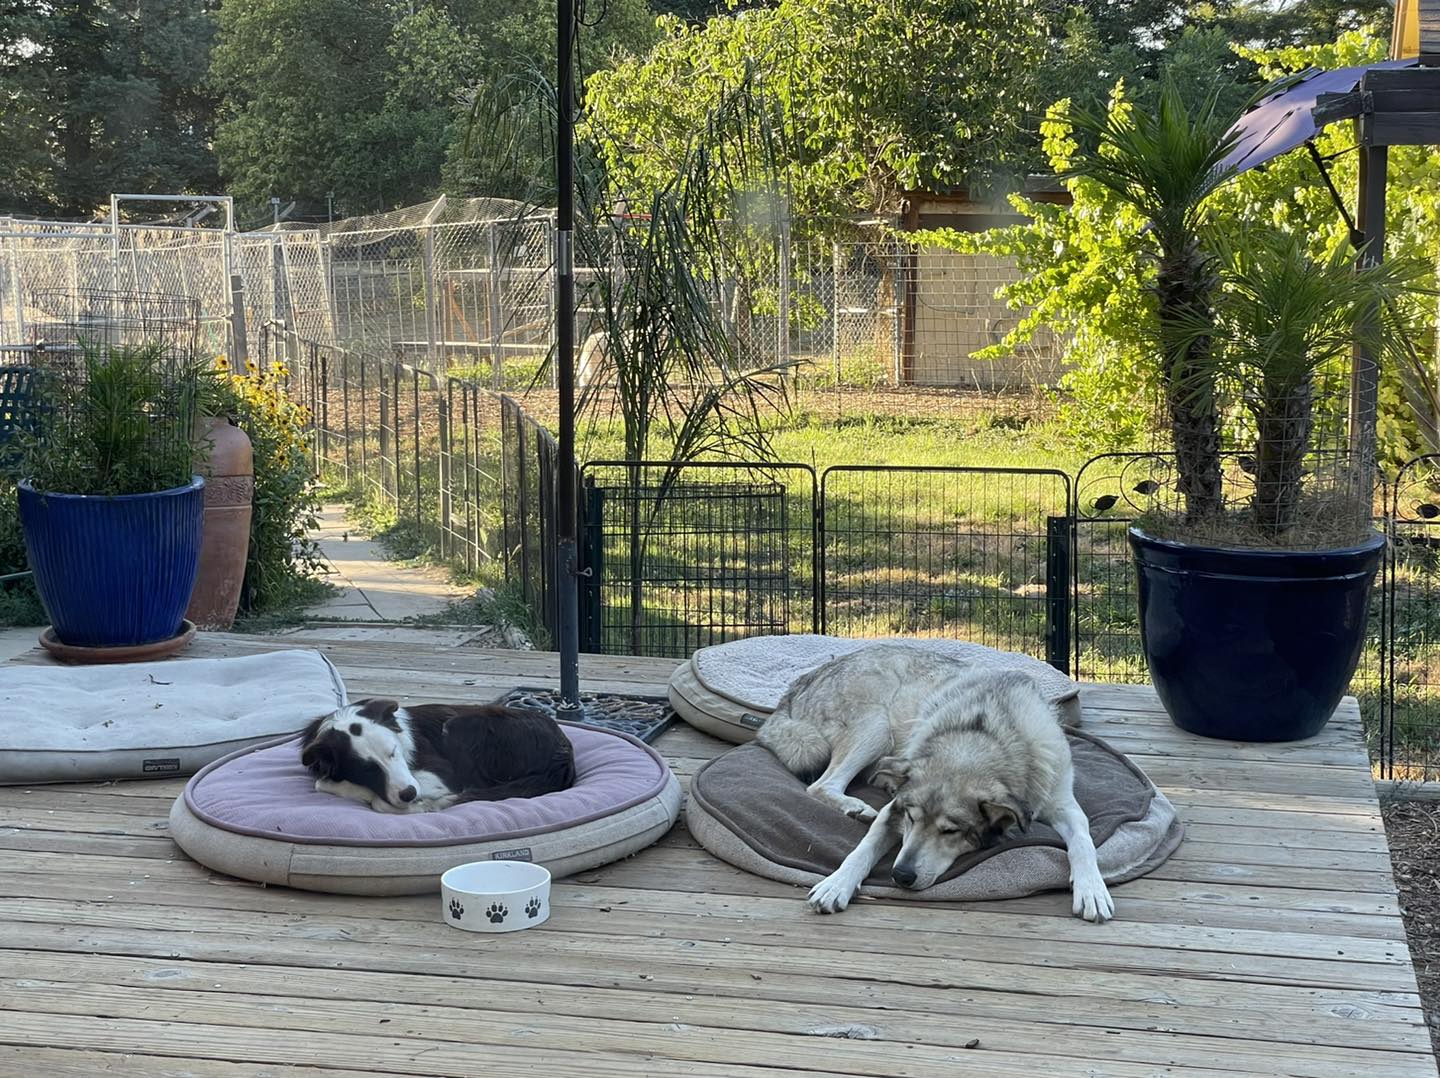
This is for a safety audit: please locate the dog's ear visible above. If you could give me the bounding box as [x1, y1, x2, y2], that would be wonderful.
[979, 795, 1033, 835]
[869, 756, 911, 793]
[300, 730, 341, 779]
[354, 698, 401, 728]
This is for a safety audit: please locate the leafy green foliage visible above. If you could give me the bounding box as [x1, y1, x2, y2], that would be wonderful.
[0, 482, 44, 626]
[211, 359, 325, 615]
[935, 29, 1439, 479]
[19, 342, 203, 497]
[1064, 79, 1253, 521]
[0, 0, 220, 217]
[587, 0, 1055, 219]
[1202, 230, 1431, 537]
[212, 0, 655, 218]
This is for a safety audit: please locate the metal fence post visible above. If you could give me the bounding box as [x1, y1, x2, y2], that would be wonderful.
[777, 215, 792, 369]
[438, 384, 451, 561]
[378, 364, 391, 498]
[228, 274, 248, 369]
[1045, 515, 1073, 675]
[422, 226, 439, 370]
[891, 238, 904, 384]
[582, 477, 605, 652]
[548, 213, 559, 389]
[487, 222, 504, 389]
[831, 240, 842, 382]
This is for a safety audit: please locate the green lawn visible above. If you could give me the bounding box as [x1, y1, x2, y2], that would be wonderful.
[310, 374, 1436, 780]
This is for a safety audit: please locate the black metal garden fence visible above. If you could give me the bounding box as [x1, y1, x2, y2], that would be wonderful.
[271, 322, 1439, 781]
[579, 461, 819, 657]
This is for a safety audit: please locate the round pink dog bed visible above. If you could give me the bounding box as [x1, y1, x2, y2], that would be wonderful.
[169, 723, 682, 895]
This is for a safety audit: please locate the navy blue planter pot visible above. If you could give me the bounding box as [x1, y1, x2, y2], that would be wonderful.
[1129, 526, 1385, 742]
[19, 476, 205, 648]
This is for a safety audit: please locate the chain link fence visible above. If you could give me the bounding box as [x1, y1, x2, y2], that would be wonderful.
[2, 195, 1059, 394]
[0, 216, 331, 361]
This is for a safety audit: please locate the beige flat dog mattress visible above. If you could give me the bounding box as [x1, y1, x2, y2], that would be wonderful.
[686, 732, 1183, 903]
[0, 649, 347, 784]
[668, 634, 1083, 743]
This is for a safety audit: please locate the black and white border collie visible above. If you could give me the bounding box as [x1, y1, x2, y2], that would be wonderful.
[300, 698, 576, 813]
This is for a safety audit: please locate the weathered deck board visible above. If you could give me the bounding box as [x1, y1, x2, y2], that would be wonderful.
[0, 629, 1433, 1077]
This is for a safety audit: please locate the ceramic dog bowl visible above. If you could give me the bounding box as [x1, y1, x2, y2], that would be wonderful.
[441, 861, 551, 933]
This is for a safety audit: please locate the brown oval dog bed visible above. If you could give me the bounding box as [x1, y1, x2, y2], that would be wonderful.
[686, 732, 1182, 902]
[169, 723, 682, 895]
[669, 635, 1082, 744]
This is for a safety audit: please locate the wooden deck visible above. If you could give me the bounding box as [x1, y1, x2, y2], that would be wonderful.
[0, 628, 1434, 1077]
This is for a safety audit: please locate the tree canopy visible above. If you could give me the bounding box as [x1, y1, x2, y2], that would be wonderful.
[0, 0, 1398, 221]
[0, 0, 219, 218]
[210, 0, 655, 220]
[587, 0, 1056, 219]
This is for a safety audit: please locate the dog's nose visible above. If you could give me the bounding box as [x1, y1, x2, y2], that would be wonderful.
[891, 865, 918, 888]
[398, 785, 417, 803]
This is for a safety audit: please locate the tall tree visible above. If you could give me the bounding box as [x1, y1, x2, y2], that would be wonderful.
[587, 0, 1055, 219]
[0, 0, 220, 218]
[212, 0, 656, 219]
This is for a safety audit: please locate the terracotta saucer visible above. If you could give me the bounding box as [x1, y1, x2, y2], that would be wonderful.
[39, 620, 197, 665]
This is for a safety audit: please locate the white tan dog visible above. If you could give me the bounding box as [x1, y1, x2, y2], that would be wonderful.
[756, 645, 1113, 921]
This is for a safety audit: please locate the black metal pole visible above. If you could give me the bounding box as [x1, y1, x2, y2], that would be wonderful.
[555, 0, 582, 711]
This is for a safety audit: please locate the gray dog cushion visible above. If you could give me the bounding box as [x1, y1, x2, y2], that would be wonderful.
[168, 722, 683, 895]
[669, 635, 1082, 743]
[0, 650, 347, 784]
[686, 731, 1183, 902]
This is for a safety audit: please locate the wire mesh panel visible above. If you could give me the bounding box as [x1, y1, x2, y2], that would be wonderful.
[281, 233, 335, 345]
[820, 465, 1071, 668]
[899, 245, 1063, 389]
[438, 377, 504, 572]
[1387, 456, 1440, 781]
[500, 395, 570, 643]
[580, 461, 818, 658]
[1072, 452, 1171, 684]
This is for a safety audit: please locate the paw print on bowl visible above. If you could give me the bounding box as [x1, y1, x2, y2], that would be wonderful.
[485, 902, 508, 924]
[448, 898, 464, 920]
[525, 897, 542, 919]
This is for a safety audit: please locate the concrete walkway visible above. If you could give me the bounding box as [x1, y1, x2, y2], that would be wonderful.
[302, 504, 469, 622]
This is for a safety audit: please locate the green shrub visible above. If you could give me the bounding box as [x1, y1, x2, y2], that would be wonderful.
[0, 482, 44, 626]
[212, 358, 326, 616]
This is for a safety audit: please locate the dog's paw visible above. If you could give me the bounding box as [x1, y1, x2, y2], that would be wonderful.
[485, 902, 508, 924]
[807, 872, 860, 914]
[525, 897, 542, 919]
[844, 800, 879, 823]
[448, 898, 464, 920]
[1071, 876, 1114, 923]
[812, 790, 878, 822]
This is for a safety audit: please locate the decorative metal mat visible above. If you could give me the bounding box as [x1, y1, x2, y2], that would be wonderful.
[500, 687, 677, 744]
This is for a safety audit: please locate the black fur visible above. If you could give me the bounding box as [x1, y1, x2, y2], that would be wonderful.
[299, 720, 389, 796]
[405, 703, 576, 802]
[300, 701, 575, 806]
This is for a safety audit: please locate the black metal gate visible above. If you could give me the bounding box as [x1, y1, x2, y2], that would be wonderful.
[575, 450, 1438, 781]
[819, 465, 1071, 669]
[579, 461, 1070, 669]
[579, 461, 818, 658]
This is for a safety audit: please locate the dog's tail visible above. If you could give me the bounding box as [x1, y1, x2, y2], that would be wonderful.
[755, 706, 831, 780]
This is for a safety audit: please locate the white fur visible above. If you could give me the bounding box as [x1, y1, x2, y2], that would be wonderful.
[309, 705, 455, 813]
[758, 645, 1114, 923]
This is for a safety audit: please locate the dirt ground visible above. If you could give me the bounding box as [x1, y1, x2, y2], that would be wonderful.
[1384, 799, 1440, 1056]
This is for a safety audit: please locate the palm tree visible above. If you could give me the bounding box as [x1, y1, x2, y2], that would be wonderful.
[1066, 80, 1245, 523]
[1205, 229, 1429, 539]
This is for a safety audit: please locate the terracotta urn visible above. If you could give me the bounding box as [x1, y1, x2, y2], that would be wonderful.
[186, 416, 254, 630]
